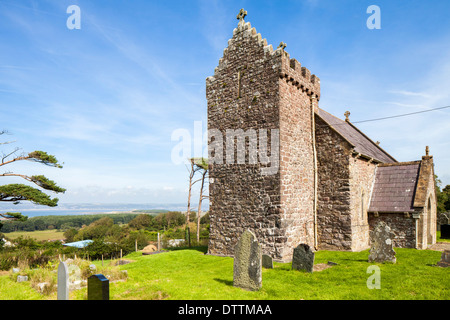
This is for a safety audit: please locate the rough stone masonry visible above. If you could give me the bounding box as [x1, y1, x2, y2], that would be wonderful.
[207, 10, 320, 263]
[206, 9, 437, 262]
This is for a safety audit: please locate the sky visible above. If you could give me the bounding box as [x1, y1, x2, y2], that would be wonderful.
[0, 0, 449, 207]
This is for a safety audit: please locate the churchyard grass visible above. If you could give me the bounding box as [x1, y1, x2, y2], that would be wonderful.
[0, 246, 448, 300]
[0, 274, 44, 300]
[70, 247, 449, 300]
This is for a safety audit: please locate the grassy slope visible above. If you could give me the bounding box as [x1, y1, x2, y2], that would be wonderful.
[0, 246, 448, 300]
[93, 247, 447, 300]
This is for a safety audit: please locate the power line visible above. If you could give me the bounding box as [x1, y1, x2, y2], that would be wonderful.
[351, 105, 450, 124]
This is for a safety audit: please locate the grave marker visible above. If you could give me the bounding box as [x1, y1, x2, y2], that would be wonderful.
[292, 244, 315, 273]
[437, 250, 450, 267]
[441, 224, 450, 239]
[57, 261, 69, 300]
[233, 230, 262, 291]
[368, 221, 396, 263]
[262, 254, 273, 269]
[88, 274, 109, 300]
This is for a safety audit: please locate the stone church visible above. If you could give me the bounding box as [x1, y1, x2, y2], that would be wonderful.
[206, 10, 437, 262]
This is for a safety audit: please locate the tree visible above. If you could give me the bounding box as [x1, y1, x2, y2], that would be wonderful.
[193, 158, 208, 242]
[435, 176, 448, 214]
[185, 158, 202, 226]
[185, 157, 209, 245]
[0, 131, 65, 229]
[128, 214, 152, 230]
[443, 185, 450, 211]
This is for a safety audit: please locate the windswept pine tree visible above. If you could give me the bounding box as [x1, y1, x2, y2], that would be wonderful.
[0, 130, 65, 229]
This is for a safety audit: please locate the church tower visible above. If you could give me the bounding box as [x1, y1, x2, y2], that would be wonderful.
[206, 9, 320, 262]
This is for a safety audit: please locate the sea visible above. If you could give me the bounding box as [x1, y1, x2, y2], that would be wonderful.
[0, 202, 206, 218]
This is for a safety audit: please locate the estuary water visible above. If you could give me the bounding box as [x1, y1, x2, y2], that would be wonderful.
[0, 203, 192, 218]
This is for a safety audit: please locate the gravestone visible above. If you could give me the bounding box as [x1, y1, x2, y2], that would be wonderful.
[57, 261, 69, 300]
[292, 244, 315, 273]
[68, 264, 82, 290]
[437, 250, 450, 267]
[16, 275, 28, 282]
[262, 254, 273, 269]
[233, 230, 262, 291]
[368, 221, 396, 263]
[88, 274, 109, 300]
[441, 225, 450, 239]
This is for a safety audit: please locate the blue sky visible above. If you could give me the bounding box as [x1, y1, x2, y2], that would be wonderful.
[1, 0, 449, 206]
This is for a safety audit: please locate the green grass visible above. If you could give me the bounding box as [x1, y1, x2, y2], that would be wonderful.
[0, 246, 448, 300]
[0, 274, 44, 300]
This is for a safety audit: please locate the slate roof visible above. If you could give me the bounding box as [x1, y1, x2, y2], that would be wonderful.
[316, 108, 397, 163]
[368, 162, 421, 213]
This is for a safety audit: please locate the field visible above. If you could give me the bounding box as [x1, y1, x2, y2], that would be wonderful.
[0, 245, 448, 300]
[4, 229, 65, 241]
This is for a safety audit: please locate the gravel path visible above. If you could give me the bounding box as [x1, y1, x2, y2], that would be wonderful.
[428, 242, 450, 252]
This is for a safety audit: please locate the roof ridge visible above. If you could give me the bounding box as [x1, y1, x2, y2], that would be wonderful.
[345, 120, 397, 163]
[378, 160, 421, 167]
[317, 107, 397, 163]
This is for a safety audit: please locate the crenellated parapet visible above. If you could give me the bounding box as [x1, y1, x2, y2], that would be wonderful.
[279, 55, 321, 100]
[206, 18, 320, 100]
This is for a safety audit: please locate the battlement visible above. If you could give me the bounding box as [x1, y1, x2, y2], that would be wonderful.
[206, 19, 320, 100]
[280, 55, 321, 100]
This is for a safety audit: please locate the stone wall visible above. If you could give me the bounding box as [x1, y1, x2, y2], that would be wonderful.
[206, 20, 320, 262]
[417, 161, 437, 248]
[206, 21, 282, 259]
[277, 53, 318, 259]
[368, 213, 416, 248]
[348, 156, 377, 251]
[315, 116, 353, 250]
[413, 154, 437, 249]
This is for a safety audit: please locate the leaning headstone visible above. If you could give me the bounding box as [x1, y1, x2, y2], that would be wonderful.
[292, 244, 315, 273]
[57, 261, 69, 300]
[233, 230, 262, 291]
[437, 250, 450, 267]
[368, 221, 396, 263]
[262, 254, 273, 269]
[88, 274, 109, 300]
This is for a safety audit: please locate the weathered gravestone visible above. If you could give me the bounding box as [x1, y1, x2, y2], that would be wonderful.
[262, 254, 273, 269]
[437, 250, 450, 267]
[292, 244, 315, 273]
[368, 221, 396, 263]
[57, 261, 69, 300]
[233, 230, 262, 291]
[88, 274, 109, 300]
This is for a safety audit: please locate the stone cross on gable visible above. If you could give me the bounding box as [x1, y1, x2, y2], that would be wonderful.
[426, 146, 429, 156]
[344, 111, 351, 121]
[237, 8, 247, 23]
